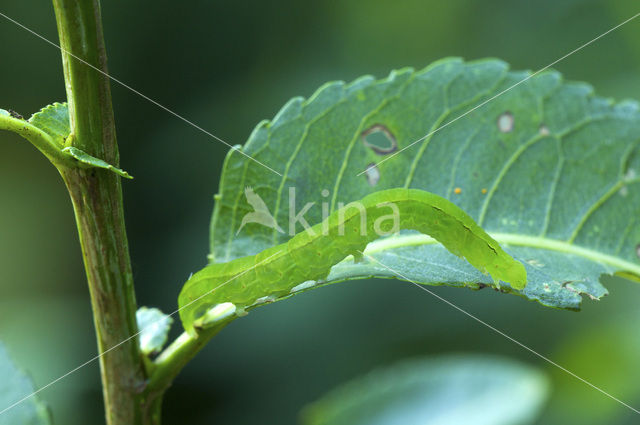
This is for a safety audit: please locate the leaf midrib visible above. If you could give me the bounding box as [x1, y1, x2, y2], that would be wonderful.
[361, 233, 640, 276]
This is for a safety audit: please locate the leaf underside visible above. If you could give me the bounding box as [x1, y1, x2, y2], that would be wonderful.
[209, 57, 640, 310]
[0, 342, 50, 425]
[301, 355, 548, 425]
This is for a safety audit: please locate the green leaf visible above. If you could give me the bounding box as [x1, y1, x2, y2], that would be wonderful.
[28, 102, 70, 146]
[62, 147, 133, 179]
[0, 103, 131, 177]
[209, 57, 640, 310]
[136, 307, 173, 356]
[0, 105, 67, 165]
[301, 355, 549, 425]
[0, 342, 51, 425]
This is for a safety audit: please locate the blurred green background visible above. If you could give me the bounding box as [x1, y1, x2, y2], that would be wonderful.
[2, 0, 640, 423]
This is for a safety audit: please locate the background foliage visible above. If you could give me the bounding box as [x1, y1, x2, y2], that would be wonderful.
[1, 0, 640, 424]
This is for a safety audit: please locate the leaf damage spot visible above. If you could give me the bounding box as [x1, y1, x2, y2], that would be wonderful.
[562, 281, 577, 290]
[481, 188, 487, 194]
[364, 163, 380, 186]
[624, 168, 636, 182]
[526, 259, 544, 268]
[454, 187, 462, 195]
[497, 112, 514, 133]
[636, 244, 640, 259]
[561, 281, 599, 300]
[362, 124, 397, 155]
[539, 124, 550, 136]
[619, 186, 629, 197]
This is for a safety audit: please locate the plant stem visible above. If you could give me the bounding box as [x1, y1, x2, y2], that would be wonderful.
[0, 112, 73, 166]
[52, 1, 150, 423]
[148, 325, 227, 394]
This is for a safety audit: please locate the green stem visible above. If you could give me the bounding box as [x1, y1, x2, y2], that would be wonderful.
[51, 1, 151, 424]
[147, 322, 230, 394]
[0, 113, 72, 165]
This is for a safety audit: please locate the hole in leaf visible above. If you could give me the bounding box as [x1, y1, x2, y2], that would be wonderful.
[497, 112, 514, 133]
[364, 163, 380, 186]
[362, 124, 397, 155]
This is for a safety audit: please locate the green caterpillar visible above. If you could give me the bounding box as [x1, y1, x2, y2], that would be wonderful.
[178, 188, 527, 336]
